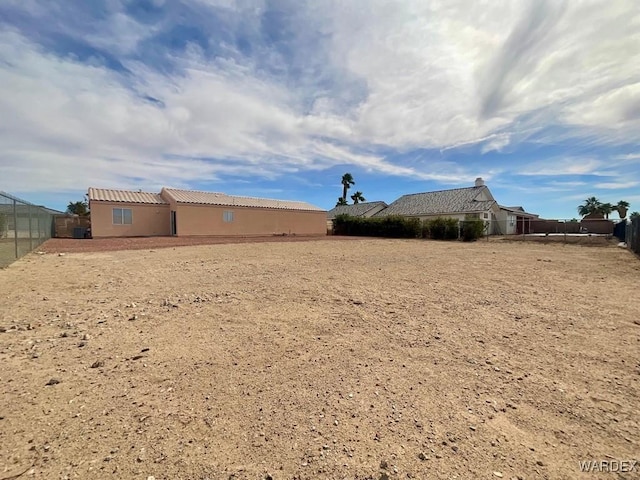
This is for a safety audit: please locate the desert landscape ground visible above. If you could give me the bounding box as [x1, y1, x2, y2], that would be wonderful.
[1, 238, 638, 480]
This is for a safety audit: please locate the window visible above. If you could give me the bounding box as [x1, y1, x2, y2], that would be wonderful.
[223, 210, 234, 222]
[113, 208, 132, 225]
[483, 212, 489, 219]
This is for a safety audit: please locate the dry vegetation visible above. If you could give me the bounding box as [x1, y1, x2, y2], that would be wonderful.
[1, 238, 639, 480]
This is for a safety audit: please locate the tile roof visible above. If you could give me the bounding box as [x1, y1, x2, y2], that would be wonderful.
[88, 188, 167, 204]
[161, 188, 324, 212]
[375, 186, 496, 217]
[326, 201, 388, 219]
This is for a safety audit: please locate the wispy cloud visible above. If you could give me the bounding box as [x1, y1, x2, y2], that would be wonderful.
[595, 181, 639, 190]
[518, 158, 608, 176]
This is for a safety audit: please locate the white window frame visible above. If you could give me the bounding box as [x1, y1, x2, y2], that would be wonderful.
[223, 210, 234, 222]
[483, 212, 489, 219]
[113, 208, 133, 225]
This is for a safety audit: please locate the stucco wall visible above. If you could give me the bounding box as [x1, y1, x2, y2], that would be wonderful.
[496, 210, 518, 234]
[90, 202, 171, 237]
[173, 204, 326, 236]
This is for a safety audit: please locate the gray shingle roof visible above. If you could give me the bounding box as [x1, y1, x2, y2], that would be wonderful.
[326, 201, 388, 219]
[500, 205, 524, 212]
[375, 186, 496, 217]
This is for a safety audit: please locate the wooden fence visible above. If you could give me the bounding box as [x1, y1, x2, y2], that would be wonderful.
[54, 215, 91, 238]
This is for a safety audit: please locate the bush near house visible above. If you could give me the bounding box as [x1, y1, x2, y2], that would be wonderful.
[460, 217, 485, 242]
[333, 214, 486, 242]
[333, 214, 421, 238]
[424, 217, 459, 240]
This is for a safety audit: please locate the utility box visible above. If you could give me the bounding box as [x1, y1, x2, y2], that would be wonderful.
[72, 227, 88, 239]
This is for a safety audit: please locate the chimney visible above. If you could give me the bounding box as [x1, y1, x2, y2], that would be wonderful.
[474, 177, 485, 187]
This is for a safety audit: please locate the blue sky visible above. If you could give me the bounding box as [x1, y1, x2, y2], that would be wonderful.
[1, 0, 639, 219]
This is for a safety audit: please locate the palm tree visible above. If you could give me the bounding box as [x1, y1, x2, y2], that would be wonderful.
[350, 191, 366, 204]
[599, 202, 614, 219]
[616, 200, 630, 219]
[630, 211, 640, 221]
[335, 197, 348, 207]
[67, 200, 89, 216]
[577, 197, 602, 217]
[341, 173, 355, 203]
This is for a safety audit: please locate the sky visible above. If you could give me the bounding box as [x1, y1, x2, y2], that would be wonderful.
[0, 0, 639, 219]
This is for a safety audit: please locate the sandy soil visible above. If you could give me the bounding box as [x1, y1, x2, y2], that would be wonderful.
[1, 239, 639, 480]
[40, 235, 354, 254]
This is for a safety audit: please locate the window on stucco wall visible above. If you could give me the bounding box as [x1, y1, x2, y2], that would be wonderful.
[113, 208, 132, 225]
[223, 210, 234, 222]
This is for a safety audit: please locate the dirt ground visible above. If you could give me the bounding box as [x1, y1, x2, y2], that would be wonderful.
[40, 235, 354, 254]
[1, 239, 638, 480]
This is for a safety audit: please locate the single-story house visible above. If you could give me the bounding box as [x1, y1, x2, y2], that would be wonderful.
[497, 206, 539, 235]
[374, 178, 502, 233]
[88, 187, 326, 238]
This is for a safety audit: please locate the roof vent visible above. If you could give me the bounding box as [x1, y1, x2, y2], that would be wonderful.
[474, 177, 485, 187]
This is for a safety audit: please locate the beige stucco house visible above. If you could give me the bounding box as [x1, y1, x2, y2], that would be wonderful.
[88, 187, 326, 238]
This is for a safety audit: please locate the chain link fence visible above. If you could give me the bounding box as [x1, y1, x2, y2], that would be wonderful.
[489, 216, 630, 245]
[0, 192, 58, 268]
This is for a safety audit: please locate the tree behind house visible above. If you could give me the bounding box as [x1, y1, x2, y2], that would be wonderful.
[67, 200, 89, 216]
[340, 173, 355, 203]
[351, 191, 366, 204]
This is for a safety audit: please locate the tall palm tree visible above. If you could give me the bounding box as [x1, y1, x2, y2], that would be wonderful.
[350, 191, 366, 204]
[630, 211, 640, 221]
[577, 197, 602, 217]
[599, 202, 614, 219]
[341, 173, 355, 203]
[336, 197, 348, 207]
[616, 200, 630, 219]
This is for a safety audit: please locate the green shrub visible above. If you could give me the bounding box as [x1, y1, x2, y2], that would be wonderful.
[420, 219, 430, 238]
[332, 214, 421, 238]
[460, 217, 485, 242]
[443, 218, 459, 240]
[427, 217, 446, 240]
[423, 217, 461, 240]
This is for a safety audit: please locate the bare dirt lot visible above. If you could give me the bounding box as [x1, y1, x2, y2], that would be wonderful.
[1, 239, 639, 480]
[40, 235, 355, 254]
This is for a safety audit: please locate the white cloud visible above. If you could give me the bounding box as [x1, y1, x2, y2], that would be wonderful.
[481, 133, 511, 154]
[0, 0, 639, 196]
[595, 181, 639, 190]
[320, 0, 640, 148]
[518, 158, 609, 176]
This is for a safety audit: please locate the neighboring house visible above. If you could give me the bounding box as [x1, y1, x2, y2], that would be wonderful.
[374, 178, 502, 233]
[326, 201, 388, 220]
[88, 187, 326, 238]
[497, 206, 539, 235]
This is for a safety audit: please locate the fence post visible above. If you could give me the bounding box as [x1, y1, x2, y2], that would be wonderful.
[13, 199, 18, 260]
[28, 204, 33, 251]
